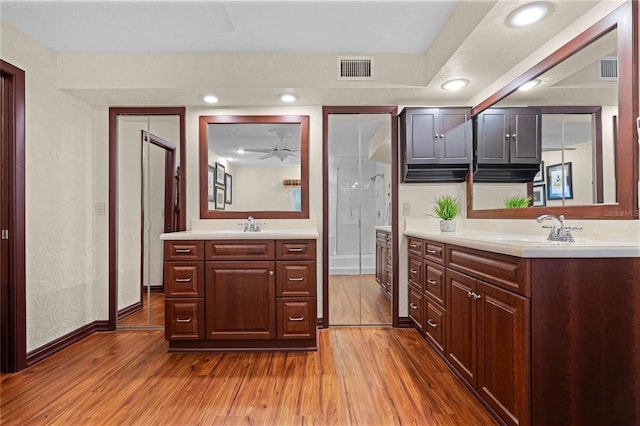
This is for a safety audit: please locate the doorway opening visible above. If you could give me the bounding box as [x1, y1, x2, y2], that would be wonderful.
[322, 106, 398, 328]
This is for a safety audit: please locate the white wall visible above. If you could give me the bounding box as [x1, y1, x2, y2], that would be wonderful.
[1, 21, 98, 351]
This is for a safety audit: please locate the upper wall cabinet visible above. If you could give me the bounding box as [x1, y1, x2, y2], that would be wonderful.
[401, 107, 472, 183]
[474, 107, 541, 182]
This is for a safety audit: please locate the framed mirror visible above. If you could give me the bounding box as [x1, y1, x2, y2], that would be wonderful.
[199, 115, 309, 219]
[468, 1, 638, 219]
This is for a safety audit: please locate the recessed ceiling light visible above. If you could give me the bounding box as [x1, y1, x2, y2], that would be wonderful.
[279, 93, 298, 103]
[507, 2, 551, 28]
[236, 148, 245, 154]
[203, 95, 218, 104]
[518, 79, 541, 91]
[441, 79, 470, 91]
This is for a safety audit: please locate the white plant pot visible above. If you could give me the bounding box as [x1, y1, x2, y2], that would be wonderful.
[440, 219, 456, 232]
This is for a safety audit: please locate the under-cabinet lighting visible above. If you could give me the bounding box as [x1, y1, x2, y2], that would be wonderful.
[507, 2, 551, 28]
[441, 79, 470, 91]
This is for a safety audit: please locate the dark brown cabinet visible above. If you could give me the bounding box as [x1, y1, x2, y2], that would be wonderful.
[401, 107, 472, 182]
[163, 238, 317, 351]
[476, 107, 541, 165]
[375, 229, 392, 297]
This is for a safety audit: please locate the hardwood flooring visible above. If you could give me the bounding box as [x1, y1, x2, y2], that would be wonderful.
[329, 274, 391, 325]
[0, 327, 497, 425]
[118, 292, 165, 328]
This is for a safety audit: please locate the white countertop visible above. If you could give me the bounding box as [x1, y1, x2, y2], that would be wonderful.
[160, 218, 319, 241]
[404, 229, 640, 258]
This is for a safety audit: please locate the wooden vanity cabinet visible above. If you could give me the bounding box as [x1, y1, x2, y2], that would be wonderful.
[164, 240, 205, 340]
[164, 238, 317, 351]
[375, 230, 392, 297]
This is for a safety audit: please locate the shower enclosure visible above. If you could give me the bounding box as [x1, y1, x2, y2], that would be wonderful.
[327, 113, 392, 326]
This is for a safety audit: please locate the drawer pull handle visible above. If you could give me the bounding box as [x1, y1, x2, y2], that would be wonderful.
[409, 269, 417, 274]
[287, 248, 304, 252]
[176, 278, 192, 283]
[288, 277, 304, 281]
[427, 279, 437, 285]
[409, 303, 418, 310]
[409, 244, 418, 248]
[288, 316, 304, 321]
[174, 249, 192, 254]
[427, 319, 438, 328]
[176, 317, 192, 323]
[426, 249, 438, 254]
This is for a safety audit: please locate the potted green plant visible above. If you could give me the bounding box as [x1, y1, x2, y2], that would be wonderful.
[503, 194, 532, 209]
[433, 195, 461, 232]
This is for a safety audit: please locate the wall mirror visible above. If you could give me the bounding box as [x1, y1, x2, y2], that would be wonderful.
[199, 115, 309, 219]
[468, 1, 637, 219]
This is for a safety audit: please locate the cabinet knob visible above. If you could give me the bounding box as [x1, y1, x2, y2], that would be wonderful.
[511, 134, 517, 138]
[468, 291, 473, 298]
[269, 271, 274, 276]
[473, 293, 482, 300]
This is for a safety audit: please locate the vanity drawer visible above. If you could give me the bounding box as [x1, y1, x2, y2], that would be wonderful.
[376, 231, 388, 243]
[165, 299, 204, 340]
[163, 240, 204, 261]
[446, 244, 530, 297]
[408, 286, 424, 329]
[424, 240, 445, 264]
[276, 240, 316, 260]
[277, 298, 316, 339]
[407, 238, 423, 256]
[424, 298, 446, 353]
[206, 240, 275, 260]
[424, 260, 445, 306]
[164, 263, 204, 297]
[277, 261, 317, 297]
[408, 254, 423, 290]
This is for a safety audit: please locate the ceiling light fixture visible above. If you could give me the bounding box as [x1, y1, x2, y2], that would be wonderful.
[441, 79, 470, 91]
[203, 95, 218, 104]
[279, 93, 298, 103]
[518, 79, 541, 91]
[507, 2, 551, 28]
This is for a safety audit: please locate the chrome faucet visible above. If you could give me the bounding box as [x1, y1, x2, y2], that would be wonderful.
[536, 214, 581, 242]
[242, 216, 261, 232]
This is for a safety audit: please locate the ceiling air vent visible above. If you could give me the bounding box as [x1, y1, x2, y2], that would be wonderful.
[598, 56, 618, 81]
[338, 56, 374, 80]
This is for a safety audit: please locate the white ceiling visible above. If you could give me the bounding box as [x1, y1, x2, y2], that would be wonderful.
[0, 0, 625, 107]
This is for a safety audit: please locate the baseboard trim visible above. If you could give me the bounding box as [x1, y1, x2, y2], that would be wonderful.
[26, 320, 109, 367]
[118, 301, 142, 320]
[397, 317, 415, 328]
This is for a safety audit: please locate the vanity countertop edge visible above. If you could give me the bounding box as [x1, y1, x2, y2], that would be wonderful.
[160, 229, 320, 240]
[403, 229, 640, 258]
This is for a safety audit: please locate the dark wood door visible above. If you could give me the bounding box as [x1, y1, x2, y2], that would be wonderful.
[510, 108, 541, 164]
[476, 108, 510, 164]
[477, 280, 530, 426]
[446, 269, 477, 387]
[205, 260, 276, 340]
[403, 108, 439, 164]
[440, 108, 472, 163]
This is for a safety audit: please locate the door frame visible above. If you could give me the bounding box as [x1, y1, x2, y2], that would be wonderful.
[108, 107, 186, 330]
[322, 106, 399, 328]
[0, 60, 26, 372]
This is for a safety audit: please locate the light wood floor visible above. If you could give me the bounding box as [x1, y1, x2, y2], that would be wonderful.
[329, 274, 391, 325]
[0, 327, 497, 425]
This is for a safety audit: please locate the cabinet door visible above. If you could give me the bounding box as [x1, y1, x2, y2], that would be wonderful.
[477, 281, 530, 426]
[404, 108, 439, 164]
[440, 108, 472, 163]
[476, 108, 510, 164]
[205, 261, 276, 340]
[446, 269, 477, 387]
[510, 108, 541, 164]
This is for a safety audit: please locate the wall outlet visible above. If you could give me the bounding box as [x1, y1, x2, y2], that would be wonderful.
[402, 202, 411, 216]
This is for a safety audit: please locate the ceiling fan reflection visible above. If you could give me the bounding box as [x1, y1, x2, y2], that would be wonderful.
[243, 146, 300, 162]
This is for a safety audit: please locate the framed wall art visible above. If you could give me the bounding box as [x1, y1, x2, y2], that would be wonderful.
[225, 173, 232, 204]
[546, 162, 573, 200]
[215, 161, 225, 187]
